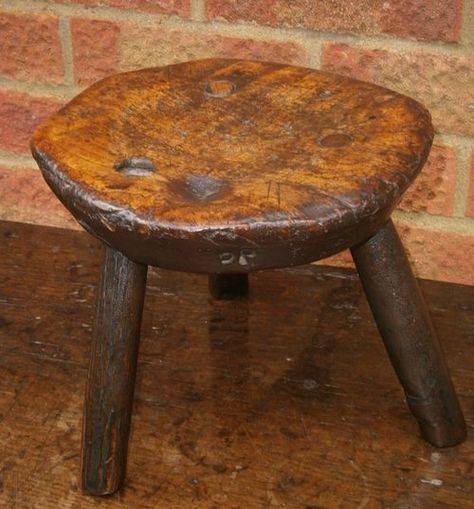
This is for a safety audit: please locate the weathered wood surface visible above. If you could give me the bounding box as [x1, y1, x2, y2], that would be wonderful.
[81, 247, 147, 495]
[0, 220, 473, 508]
[31, 58, 433, 273]
[351, 220, 465, 447]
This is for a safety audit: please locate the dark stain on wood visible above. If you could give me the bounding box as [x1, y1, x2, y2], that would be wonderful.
[168, 174, 230, 203]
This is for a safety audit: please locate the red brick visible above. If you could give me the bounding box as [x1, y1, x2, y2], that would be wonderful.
[70, 20, 307, 81]
[380, 0, 463, 42]
[0, 91, 64, 154]
[72, 19, 308, 78]
[398, 145, 457, 216]
[206, 0, 462, 42]
[466, 151, 474, 218]
[119, 25, 308, 70]
[321, 44, 474, 137]
[59, 0, 189, 16]
[0, 167, 78, 229]
[397, 223, 474, 285]
[0, 12, 64, 84]
[71, 19, 120, 86]
[321, 224, 474, 285]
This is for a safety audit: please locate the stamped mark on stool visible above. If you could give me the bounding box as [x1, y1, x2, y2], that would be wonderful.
[114, 157, 155, 177]
[219, 249, 257, 267]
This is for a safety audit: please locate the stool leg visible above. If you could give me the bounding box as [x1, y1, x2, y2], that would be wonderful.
[81, 246, 147, 495]
[208, 273, 249, 300]
[350, 220, 466, 447]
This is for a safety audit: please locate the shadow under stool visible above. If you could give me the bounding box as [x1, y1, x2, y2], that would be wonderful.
[31, 58, 466, 496]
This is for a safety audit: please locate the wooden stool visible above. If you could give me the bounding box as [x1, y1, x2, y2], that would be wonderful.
[31, 58, 466, 496]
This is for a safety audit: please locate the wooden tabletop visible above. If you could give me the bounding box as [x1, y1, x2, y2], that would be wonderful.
[0, 220, 473, 508]
[32, 59, 433, 271]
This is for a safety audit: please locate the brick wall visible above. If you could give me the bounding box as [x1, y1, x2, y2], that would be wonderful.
[0, 0, 473, 284]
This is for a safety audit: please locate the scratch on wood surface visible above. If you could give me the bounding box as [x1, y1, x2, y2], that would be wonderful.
[421, 478, 444, 486]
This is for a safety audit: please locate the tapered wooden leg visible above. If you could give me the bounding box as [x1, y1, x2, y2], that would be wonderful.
[81, 246, 147, 495]
[351, 220, 466, 447]
[208, 273, 249, 300]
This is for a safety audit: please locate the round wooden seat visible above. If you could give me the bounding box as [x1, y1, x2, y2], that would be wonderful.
[32, 58, 433, 273]
[31, 58, 465, 497]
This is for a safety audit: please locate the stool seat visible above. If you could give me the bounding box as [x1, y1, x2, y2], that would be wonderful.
[32, 58, 433, 273]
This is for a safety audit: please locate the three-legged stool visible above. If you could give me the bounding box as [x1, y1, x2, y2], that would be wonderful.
[31, 58, 466, 495]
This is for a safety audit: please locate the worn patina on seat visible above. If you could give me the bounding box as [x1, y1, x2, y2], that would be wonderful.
[31, 58, 466, 496]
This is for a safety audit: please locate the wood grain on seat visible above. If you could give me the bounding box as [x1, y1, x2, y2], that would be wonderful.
[31, 58, 433, 272]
